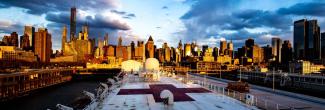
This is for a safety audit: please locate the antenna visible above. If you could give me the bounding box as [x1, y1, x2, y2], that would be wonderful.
[73, 0, 76, 8]
[231, 36, 233, 43]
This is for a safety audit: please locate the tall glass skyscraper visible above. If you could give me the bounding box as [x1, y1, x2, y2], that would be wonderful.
[293, 19, 320, 60]
[70, 7, 77, 41]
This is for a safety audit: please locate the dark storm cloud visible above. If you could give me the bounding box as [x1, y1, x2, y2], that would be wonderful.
[278, 2, 325, 16]
[46, 12, 130, 30]
[181, 0, 240, 19]
[0, 0, 119, 15]
[0, 0, 132, 49]
[232, 10, 291, 30]
[0, 0, 130, 31]
[179, 0, 300, 48]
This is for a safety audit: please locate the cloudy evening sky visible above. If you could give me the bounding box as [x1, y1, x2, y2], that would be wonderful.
[0, 0, 325, 50]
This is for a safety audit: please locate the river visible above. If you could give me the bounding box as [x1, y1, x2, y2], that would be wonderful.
[0, 80, 103, 110]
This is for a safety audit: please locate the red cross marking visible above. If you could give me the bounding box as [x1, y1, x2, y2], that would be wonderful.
[117, 84, 211, 102]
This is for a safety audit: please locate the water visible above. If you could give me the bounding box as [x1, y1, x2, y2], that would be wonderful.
[0, 81, 101, 110]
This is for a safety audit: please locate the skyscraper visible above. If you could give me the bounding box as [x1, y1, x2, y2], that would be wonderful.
[24, 26, 35, 50]
[176, 40, 183, 62]
[219, 40, 227, 55]
[262, 45, 272, 62]
[213, 47, 219, 58]
[272, 37, 282, 63]
[321, 32, 325, 59]
[130, 41, 135, 58]
[104, 33, 109, 46]
[245, 38, 254, 48]
[202, 45, 209, 56]
[34, 28, 52, 63]
[82, 24, 89, 40]
[245, 38, 254, 58]
[252, 45, 263, 64]
[135, 41, 145, 62]
[62, 25, 67, 53]
[97, 39, 104, 58]
[227, 41, 233, 58]
[294, 19, 320, 60]
[70, 7, 77, 41]
[10, 32, 18, 47]
[118, 36, 123, 46]
[184, 43, 192, 56]
[145, 36, 155, 58]
[281, 40, 293, 64]
[163, 42, 171, 62]
[20, 34, 30, 50]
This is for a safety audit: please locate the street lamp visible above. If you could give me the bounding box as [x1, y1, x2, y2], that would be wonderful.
[239, 56, 244, 82]
[273, 67, 275, 91]
[219, 65, 221, 79]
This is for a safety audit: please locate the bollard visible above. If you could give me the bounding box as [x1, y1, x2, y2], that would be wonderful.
[227, 89, 230, 96]
[276, 104, 279, 110]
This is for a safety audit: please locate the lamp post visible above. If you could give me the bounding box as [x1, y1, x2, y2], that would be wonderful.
[273, 67, 275, 91]
[239, 56, 244, 82]
[219, 65, 221, 79]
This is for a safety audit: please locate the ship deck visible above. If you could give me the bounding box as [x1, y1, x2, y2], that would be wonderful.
[97, 76, 257, 110]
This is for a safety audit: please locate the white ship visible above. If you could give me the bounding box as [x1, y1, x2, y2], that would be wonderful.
[56, 58, 258, 110]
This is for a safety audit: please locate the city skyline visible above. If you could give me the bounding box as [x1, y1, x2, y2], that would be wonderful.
[0, 0, 325, 50]
[2, 1, 325, 110]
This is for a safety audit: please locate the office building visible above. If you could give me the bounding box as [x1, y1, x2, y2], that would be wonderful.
[145, 36, 155, 58]
[321, 32, 325, 59]
[70, 7, 77, 41]
[272, 37, 282, 63]
[294, 19, 321, 60]
[20, 34, 30, 50]
[24, 26, 35, 51]
[220, 40, 227, 55]
[34, 28, 52, 63]
[281, 40, 293, 64]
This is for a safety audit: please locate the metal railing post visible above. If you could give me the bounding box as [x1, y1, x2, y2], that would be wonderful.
[265, 100, 267, 109]
[222, 87, 225, 95]
[255, 97, 257, 106]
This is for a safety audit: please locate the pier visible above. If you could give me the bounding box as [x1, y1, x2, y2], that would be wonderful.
[0, 68, 121, 102]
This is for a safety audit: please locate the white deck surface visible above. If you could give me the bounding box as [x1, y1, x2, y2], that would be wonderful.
[96, 76, 257, 110]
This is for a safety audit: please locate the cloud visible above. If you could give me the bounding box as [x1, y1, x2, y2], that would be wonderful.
[162, 6, 168, 9]
[0, 20, 24, 35]
[178, 0, 300, 48]
[277, 2, 325, 16]
[111, 10, 126, 15]
[0, 0, 134, 50]
[0, 0, 120, 15]
[126, 13, 136, 18]
[111, 9, 136, 19]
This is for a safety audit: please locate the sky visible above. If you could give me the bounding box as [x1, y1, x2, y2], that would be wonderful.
[0, 0, 325, 50]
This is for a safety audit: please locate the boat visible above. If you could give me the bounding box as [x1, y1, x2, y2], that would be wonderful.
[55, 58, 258, 110]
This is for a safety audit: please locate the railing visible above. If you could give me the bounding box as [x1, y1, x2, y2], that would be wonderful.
[175, 74, 293, 110]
